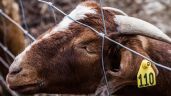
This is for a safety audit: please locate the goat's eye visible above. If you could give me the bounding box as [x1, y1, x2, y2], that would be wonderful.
[77, 42, 98, 54]
[82, 45, 95, 53]
[75, 39, 99, 54]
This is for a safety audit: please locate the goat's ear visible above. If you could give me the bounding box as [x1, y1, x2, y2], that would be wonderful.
[107, 36, 159, 79]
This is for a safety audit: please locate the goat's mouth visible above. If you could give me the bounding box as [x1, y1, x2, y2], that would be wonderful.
[9, 83, 43, 94]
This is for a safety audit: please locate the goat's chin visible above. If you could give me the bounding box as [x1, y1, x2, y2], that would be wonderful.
[9, 82, 44, 94]
[7, 81, 45, 94]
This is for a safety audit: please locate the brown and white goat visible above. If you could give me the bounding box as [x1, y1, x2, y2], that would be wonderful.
[6, 1, 171, 96]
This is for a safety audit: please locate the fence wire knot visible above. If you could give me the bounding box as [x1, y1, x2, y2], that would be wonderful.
[99, 32, 105, 38]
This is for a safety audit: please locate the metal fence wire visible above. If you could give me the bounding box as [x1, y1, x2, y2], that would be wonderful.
[38, 0, 171, 72]
[0, 0, 171, 96]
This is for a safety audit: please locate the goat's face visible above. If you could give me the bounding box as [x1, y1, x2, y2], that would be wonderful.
[7, 29, 103, 94]
[6, 1, 116, 94]
[6, 0, 164, 95]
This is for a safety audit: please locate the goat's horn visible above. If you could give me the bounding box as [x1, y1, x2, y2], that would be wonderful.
[114, 15, 171, 44]
[103, 7, 128, 16]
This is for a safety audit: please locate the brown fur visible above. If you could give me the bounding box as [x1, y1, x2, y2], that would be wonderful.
[6, 1, 171, 96]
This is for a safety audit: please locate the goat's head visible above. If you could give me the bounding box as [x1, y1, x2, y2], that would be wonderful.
[6, 1, 171, 95]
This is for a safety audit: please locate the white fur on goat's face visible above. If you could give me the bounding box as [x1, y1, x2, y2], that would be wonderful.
[42, 3, 97, 39]
[52, 5, 97, 32]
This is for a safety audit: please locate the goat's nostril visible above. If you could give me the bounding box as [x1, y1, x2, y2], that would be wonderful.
[9, 67, 22, 75]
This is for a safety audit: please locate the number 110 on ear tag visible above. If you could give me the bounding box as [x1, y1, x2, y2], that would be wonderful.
[137, 59, 156, 88]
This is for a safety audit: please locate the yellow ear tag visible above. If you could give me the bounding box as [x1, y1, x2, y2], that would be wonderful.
[137, 59, 156, 88]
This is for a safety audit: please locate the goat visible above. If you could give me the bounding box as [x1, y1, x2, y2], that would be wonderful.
[6, 1, 171, 96]
[0, 0, 25, 78]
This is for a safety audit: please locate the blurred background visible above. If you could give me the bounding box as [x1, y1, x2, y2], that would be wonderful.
[0, 0, 171, 95]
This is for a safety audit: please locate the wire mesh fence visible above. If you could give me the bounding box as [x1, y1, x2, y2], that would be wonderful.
[0, 0, 171, 96]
